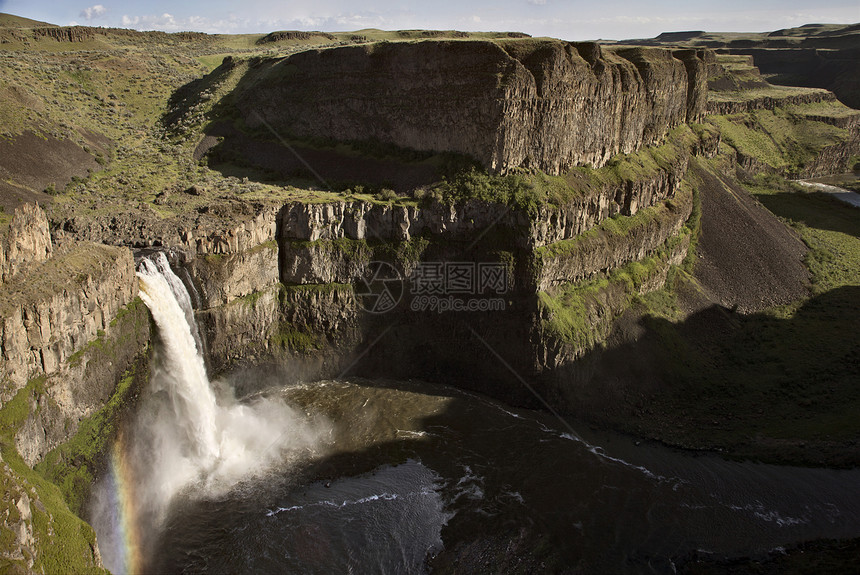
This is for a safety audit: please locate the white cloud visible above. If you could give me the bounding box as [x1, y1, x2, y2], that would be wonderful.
[80, 4, 107, 21]
[120, 12, 250, 33]
[105, 3, 860, 39]
[120, 13, 177, 31]
[117, 10, 406, 34]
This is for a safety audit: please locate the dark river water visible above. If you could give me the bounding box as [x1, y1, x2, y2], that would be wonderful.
[148, 377, 860, 574]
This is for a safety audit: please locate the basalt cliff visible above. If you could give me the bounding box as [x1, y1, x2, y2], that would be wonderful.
[240, 40, 708, 174]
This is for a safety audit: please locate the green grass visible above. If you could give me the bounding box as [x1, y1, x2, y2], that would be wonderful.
[36, 363, 142, 514]
[67, 329, 105, 367]
[0, 295, 149, 571]
[708, 84, 827, 103]
[538, 227, 691, 348]
[0, 23, 707, 222]
[532, 147, 704, 349]
[785, 100, 860, 120]
[706, 108, 848, 174]
[0, 377, 47, 442]
[269, 326, 323, 352]
[0, 377, 108, 573]
[233, 289, 267, 309]
[747, 176, 860, 294]
[636, 283, 860, 463]
[573, 124, 698, 186]
[0, 445, 108, 574]
[0, 13, 54, 26]
[434, 124, 701, 213]
[536, 182, 693, 263]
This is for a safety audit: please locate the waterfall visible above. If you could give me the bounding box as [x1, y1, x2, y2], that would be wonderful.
[91, 252, 328, 575]
[137, 255, 220, 463]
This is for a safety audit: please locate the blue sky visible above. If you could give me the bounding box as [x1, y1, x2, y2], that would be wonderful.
[1, 0, 858, 40]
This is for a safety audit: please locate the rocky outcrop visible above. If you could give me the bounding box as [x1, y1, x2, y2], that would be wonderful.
[704, 54, 771, 93]
[0, 202, 52, 284]
[725, 47, 860, 109]
[183, 128, 714, 390]
[674, 49, 710, 125]
[196, 284, 360, 376]
[275, 127, 710, 274]
[621, 23, 860, 109]
[533, 183, 694, 291]
[0, 242, 138, 396]
[183, 240, 279, 308]
[279, 199, 526, 244]
[13, 300, 150, 466]
[197, 286, 281, 370]
[707, 88, 836, 115]
[61, 201, 279, 255]
[276, 173, 681, 285]
[0, 450, 106, 573]
[0, 205, 141, 407]
[238, 39, 709, 174]
[31, 26, 94, 43]
[536, 231, 692, 369]
[530, 161, 683, 248]
[280, 239, 372, 285]
[256, 30, 335, 44]
[0, 459, 37, 571]
[798, 128, 860, 178]
[721, 116, 860, 179]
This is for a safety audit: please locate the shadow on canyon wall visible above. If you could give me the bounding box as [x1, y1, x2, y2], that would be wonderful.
[548, 284, 860, 468]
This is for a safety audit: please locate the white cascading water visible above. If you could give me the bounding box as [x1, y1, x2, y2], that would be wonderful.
[92, 252, 328, 573]
[139, 254, 220, 465]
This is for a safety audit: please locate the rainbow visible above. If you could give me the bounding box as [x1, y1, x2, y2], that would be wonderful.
[106, 431, 144, 575]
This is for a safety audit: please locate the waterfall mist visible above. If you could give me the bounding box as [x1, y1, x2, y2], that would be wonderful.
[90, 252, 329, 574]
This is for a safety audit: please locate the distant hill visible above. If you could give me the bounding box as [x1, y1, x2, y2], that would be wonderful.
[0, 13, 56, 28]
[615, 23, 860, 108]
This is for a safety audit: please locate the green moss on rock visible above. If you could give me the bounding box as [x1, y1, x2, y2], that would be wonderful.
[36, 357, 146, 515]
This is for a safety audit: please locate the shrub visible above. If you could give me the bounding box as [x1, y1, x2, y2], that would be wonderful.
[376, 187, 398, 201]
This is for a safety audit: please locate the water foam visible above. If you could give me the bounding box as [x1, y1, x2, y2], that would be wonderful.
[92, 252, 327, 574]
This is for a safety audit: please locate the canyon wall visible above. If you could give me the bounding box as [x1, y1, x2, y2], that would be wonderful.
[533, 183, 694, 291]
[0, 204, 149, 465]
[238, 39, 709, 174]
[0, 242, 137, 394]
[2, 26, 857, 572]
[189, 127, 717, 390]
